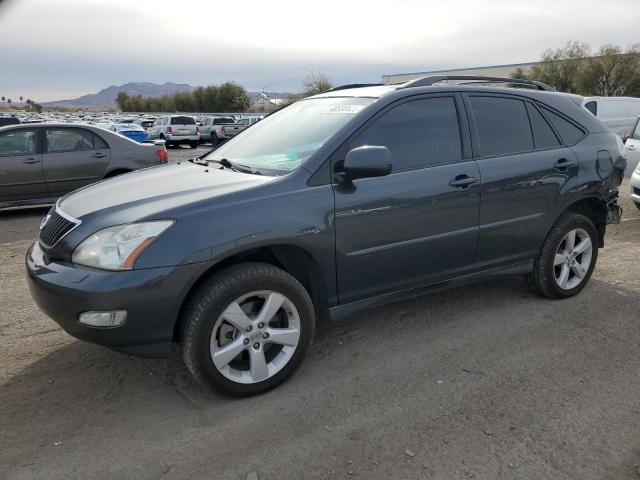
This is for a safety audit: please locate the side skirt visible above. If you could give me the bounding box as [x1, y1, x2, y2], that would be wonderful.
[328, 260, 533, 323]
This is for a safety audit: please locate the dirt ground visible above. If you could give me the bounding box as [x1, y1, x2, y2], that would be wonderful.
[1, 179, 639, 480]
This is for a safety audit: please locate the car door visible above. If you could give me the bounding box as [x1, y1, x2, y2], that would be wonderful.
[333, 94, 480, 304]
[464, 94, 580, 270]
[0, 127, 46, 203]
[43, 127, 111, 196]
[623, 117, 640, 174]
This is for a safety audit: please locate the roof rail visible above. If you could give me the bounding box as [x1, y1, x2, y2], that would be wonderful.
[398, 75, 555, 92]
[326, 83, 383, 92]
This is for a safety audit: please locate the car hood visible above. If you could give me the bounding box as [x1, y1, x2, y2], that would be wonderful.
[58, 162, 275, 219]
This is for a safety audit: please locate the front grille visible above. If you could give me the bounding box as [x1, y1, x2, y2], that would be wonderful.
[39, 210, 79, 247]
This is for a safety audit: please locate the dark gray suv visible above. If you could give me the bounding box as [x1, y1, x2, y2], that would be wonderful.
[26, 76, 625, 396]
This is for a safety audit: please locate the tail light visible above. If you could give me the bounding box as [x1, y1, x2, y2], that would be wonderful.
[156, 149, 168, 163]
[196, 126, 199, 135]
[166, 126, 173, 134]
[221, 126, 225, 135]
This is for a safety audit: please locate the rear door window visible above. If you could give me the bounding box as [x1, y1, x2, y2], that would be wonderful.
[350, 96, 462, 172]
[213, 117, 235, 125]
[93, 133, 109, 149]
[540, 107, 586, 145]
[0, 129, 38, 156]
[469, 96, 534, 156]
[170, 116, 195, 125]
[526, 103, 561, 150]
[45, 128, 94, 153]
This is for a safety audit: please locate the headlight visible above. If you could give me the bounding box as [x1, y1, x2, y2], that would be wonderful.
[635, 163, 640, 175]
[72, 221, 174, 270]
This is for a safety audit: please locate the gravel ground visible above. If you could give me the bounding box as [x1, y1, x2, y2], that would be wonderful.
[1, 176, 639, 480]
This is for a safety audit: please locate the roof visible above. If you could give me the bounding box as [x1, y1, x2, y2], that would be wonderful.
[382, 61, 538, 79]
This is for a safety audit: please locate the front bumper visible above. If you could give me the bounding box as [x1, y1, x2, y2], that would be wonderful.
[25, 242, 203, 358]
[631, 170, 640, 205]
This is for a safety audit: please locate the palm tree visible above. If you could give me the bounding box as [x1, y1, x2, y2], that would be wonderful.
[1, 96, 4, 109]
[7, 99, 12, 109]
[19, 96, 23, 105]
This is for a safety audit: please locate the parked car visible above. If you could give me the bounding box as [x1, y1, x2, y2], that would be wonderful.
[0, 116, 20, 127]
[235, 116, 262, 128]
[581, 96, 640, 138]
[625, 117, 640, 209]
[147, 115, 199, 148]
[0, 123, 168, 208]
[199, 116, 237, 145]
[107, 123, 150, 143]
[26, 76, 625, 396]
[133, 118, 156, 131]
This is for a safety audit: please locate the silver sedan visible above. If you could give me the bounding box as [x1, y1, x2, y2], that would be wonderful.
[0, 123, 168, 208]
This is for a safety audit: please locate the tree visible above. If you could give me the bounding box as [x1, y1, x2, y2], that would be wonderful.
[526, 41, 590, 93]
[7, 98, 11, 108]
[302, 72, 333, 97]
[116, 91, 130, 111]
[215, 82, 250, 112]
[579, 44, 640, 96]
[1, 96, 5, 108]
[19, 96, 23, 105]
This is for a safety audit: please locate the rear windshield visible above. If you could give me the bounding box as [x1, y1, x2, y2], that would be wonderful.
[171, 116, 196, 125]
[213, 117, 236, 125]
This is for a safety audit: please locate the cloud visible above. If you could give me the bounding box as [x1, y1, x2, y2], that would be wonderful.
[0, 0, 638, 101]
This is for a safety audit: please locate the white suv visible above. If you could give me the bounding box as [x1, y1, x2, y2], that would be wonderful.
[148, 115, 200, 148]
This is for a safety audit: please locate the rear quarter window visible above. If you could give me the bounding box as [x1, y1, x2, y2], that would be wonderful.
[540, 106, 586, 145]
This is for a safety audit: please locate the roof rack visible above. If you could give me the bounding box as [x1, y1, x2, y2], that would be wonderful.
[398, 75, 555, 92]
[326, 83, 383, 92]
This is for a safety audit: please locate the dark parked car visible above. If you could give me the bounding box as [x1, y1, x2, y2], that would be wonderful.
[0, 116, 20, 127]
[26, 76, 625, 396]
[0, 123, 168, 208]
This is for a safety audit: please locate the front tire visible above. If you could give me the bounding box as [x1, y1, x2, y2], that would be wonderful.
[529, 213, 598, 299]
[181, 263, 315, 396]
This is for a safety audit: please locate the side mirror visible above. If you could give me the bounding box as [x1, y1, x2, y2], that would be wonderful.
[341, 146, 392, 181]
[622, 135, 629, 144]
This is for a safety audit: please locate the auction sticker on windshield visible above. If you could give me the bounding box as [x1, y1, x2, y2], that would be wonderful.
[325, 105, 365, 114]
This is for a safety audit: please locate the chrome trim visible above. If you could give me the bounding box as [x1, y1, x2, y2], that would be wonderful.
[38, 204, 82, 248]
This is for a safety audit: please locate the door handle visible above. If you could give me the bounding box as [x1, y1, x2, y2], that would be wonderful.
[627, 144, 637, 150]
[449, 175, 478, 189]
[22, 158, 40, 164]
[92, 152, 106, 158]
[554, 158, 577, 171]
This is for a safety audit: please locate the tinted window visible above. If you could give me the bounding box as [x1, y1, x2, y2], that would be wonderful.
[46, 129, 93, 153]
[93, 133, 108, 149]
[351, 97, 462, 171]
[541, 107, 585, 145]
[0, 129, 37, 156]
[213, 117, 235, 125]
[470, 96, 533, 156]
[584, 101, 597, 116]
[170, 116, 195, 125]
[526, 103, 561, 149]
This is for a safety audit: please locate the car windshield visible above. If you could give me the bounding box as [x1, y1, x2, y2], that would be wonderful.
[203, 97, 374, 175]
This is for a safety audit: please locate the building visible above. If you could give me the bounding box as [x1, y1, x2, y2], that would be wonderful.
[382, 61, 537, 85]
[251, 93, 287, 112]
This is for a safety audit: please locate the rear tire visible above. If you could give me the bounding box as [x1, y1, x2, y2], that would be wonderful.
[635, 202, 640, 211]
[189, 141, 198, 149]
[211, 133, 218, 146]
[181, 263, 315, 396]
[529, 213, 598, 299]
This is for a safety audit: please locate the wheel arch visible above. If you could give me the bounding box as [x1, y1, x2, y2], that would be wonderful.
[104, 168, 132, 178]
[553, 197, 608, 247]
[172, 243, 330, 342]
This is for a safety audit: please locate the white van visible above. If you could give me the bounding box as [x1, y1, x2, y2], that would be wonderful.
[581, 97, 640, 138]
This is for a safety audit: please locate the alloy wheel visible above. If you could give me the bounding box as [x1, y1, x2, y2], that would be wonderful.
[553, 228, 593, 290]
[210, 290, 301, 384]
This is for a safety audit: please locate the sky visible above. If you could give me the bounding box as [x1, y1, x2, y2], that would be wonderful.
[0, 0, 639, 102]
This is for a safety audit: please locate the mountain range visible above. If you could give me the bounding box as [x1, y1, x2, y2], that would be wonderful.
[42, 82, 293, 109]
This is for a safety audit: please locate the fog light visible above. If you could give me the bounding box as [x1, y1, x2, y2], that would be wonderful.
[79, 310, 127, 327]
